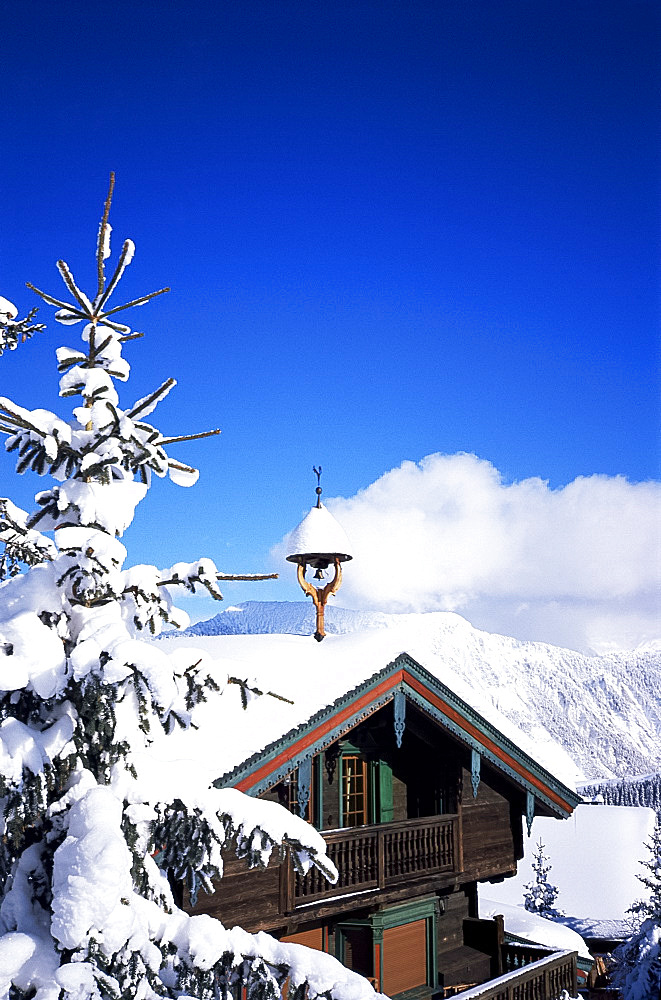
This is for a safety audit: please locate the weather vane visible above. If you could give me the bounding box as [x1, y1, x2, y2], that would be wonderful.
[313, 465, 322, 507]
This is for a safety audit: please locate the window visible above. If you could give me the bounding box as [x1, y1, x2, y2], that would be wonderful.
[342, 754, 369, 827]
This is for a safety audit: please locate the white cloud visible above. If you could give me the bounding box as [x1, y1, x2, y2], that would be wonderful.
[313, 453, 660, 654]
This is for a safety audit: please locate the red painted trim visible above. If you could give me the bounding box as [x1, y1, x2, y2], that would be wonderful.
[236, 671, 405, 792]
[402, 671, 573, 814]
[234, 663, 574, 814]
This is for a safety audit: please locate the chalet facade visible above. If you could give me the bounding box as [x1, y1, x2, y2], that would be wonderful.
[184, 651, 582, 998]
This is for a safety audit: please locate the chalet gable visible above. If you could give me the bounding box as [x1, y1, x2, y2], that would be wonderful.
[213, 652, 581, 825]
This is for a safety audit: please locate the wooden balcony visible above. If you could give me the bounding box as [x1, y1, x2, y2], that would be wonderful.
[283, 814, 459, 911]
[448, 950, 578, 1000]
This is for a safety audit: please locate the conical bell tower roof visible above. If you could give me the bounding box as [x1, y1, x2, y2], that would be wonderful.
[286, 501, 353, 567]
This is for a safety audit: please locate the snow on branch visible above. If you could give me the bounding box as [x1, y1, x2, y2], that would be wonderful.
[0, 498, 56, 579]
[0, 297, 46, 357]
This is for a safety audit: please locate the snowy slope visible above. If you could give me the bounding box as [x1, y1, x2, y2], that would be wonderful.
[173, 602, 661, 781]
[481, 804, 657, 930]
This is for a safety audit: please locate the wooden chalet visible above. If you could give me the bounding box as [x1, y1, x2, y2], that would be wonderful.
[183, 649, 582, 998]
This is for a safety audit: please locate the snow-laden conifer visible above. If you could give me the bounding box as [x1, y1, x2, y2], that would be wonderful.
[0, 177, 379, 1000]
[522, 839, 563, 920]
[612, 824, 661, 1000]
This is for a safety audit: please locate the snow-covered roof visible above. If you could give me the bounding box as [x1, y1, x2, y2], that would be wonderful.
[285, 503, 353, 563]
[561, 916, 631, 944]
[479, 898, 592, 961]
[150, 625, 581, 811]
[480, 804, 656, 923]
[177, 601, 661, 784]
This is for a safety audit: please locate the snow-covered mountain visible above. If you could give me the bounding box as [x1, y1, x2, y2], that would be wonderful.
[177, 602, 661, 782]
[180, 601, 394, 637]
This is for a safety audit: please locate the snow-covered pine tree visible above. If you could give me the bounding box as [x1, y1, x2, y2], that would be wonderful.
[611, 825, 661, 1000]
[0, 177, 379, 1000]
[578, 775, 661, 824]
[522, 840, 563, 920]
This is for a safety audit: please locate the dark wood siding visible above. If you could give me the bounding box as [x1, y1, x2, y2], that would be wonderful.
[436, 890, 494, 989]
[460, 763, 518, 880]
[437, 890, 471, 959]
[185, 850, 284, 932]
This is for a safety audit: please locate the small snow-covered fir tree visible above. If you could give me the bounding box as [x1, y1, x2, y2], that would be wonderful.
[611, 825, 661, 1000]
[0, 177, 379, 1000]
[523, 839, 563, 920]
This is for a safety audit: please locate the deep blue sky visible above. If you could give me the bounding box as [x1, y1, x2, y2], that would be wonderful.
[1, 0, 659, 618]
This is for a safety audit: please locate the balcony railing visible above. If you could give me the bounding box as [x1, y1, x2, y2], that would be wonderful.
[283, 814, 459, 910]
[448, 950, 578, 1000]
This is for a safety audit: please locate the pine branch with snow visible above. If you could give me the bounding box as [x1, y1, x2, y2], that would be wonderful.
[0, 297, 46, 357]
[0, 298, 50, 579]
[0, 177, 378, 1000]
[0, 498, 56, 581]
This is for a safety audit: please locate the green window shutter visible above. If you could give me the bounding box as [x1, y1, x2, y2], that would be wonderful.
[378, 760, 394, 823]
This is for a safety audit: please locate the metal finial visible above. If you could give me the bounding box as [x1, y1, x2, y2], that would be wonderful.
[313, 465, 322, 507]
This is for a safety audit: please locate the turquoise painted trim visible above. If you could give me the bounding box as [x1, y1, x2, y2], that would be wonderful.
[314, 754, 323, 829]
[393, 689, 406, 748]
[213, 652, 581, 818]
[526, 789, 535, 836]
[297, 757, 312, 819]
[471, 748, 481, 798]
[369, 759, 378, 824]
[370, 895, 439, 930]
